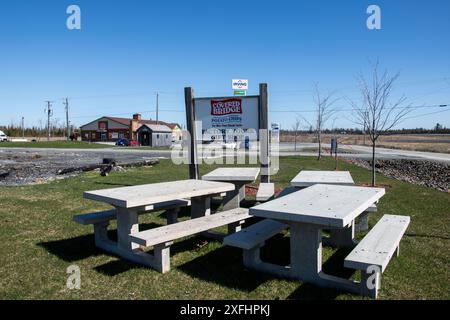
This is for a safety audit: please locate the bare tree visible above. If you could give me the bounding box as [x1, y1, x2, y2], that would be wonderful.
[292, 118, 301, 151]
[352, 62, 411, 186]
[312, 84, 339, 160]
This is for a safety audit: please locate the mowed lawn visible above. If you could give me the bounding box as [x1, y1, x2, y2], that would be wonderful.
[0, 156, 449, 300]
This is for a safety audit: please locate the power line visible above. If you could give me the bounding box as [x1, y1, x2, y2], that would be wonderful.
[269, 104, 450, 113]
[40, 76, 450, 101]
[403, 108, 450, 120]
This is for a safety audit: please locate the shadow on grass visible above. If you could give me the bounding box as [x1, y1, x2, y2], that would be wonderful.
[94, 259, 141, 275]
[37, 223, 161, 263]
[93, 182, 134, 187]
[178, 245, 273, 292]
[37, 223, 226, 277]
[94, 235, 222, 277]
[287, 247, 355, 300]
[178, 234, 355, 298]
[37, 233, 108, 262]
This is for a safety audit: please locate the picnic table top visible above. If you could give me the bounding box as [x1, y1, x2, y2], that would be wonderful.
[250, 184, 385, 228]
[83, 179, 235, 208]
[291, 170, 355, 187]
[202, 167, 260, 182]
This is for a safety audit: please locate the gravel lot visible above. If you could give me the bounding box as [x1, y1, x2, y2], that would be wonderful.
[0, 149, 165, 186]
[347, 158, 450, 192]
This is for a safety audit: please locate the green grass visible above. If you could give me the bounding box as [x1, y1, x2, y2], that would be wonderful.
[0, 156, 449, 300]
[0, 141, 111, 149]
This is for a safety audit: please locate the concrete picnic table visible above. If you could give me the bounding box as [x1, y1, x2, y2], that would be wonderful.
[290, 170, 376, 232]
[291, 170, 355, 188]
[202, 167, 260, 210]
[83, 179, 235, 265]
[248, 184, 385, 293]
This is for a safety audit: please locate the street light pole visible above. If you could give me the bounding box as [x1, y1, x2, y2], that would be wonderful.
[156, 92, 159, 125]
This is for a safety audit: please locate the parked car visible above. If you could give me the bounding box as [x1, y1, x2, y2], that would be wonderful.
[115, 138, 130, 146]
[0, 131, 9, 142]
[115, 139, 139, 147]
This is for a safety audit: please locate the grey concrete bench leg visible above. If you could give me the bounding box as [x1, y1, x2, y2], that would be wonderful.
[243, 243, 263, 269]
[117, 208, 140, 251]
[223, 183, 245, 210]
[153, 242, 172, 273]
[239, 185, 246, 201]
[93, 221, 118, 253]
[192, 196, 226, 239]
[361, 268, 381, 299]
[289, 223, 322, 281]
[166, 208, 179, 225]
[191, 196, 211, 219]
[324, 221, 356, 248]
[355, 212, 369, 232]
[93, 221, 110, 245]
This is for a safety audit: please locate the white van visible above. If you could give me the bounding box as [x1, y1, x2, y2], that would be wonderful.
[0, 130, 9, 142]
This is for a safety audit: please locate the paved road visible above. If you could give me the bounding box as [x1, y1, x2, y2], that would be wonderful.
[1, 142, 449, 163]
[279, 143, 450, 163]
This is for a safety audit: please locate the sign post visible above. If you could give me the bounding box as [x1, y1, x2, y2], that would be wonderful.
[259, 83, 269, 183]
[271, 123, 280, 144]
[184, 87, 199, 180]
[331, 138, 338, 170]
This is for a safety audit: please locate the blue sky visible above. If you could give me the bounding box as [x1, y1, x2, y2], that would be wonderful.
[0, 0, 449, 130]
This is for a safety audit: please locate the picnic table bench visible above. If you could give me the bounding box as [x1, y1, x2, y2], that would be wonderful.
[224, 184, 410, 298]
[256, 183, 275, 202]
[74, 179, 254, 272]
[130, 207, 249, 272]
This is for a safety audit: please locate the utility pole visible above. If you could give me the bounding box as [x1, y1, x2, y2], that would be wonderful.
[45, 101, 53, 141]
[21, 117, 25, 138]
[64, 98, 70, 140]
[156, 92, 159, 125]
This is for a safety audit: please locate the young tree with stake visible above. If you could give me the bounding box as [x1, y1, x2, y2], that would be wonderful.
[312, 84, 339, 160]
[352, 62, 411, 186]
[292, 117, 301, 151]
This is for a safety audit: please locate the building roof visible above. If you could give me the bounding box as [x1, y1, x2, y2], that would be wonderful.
[139, 120, 180, 129]
[80, 115, 181, 130]
[137, 124, 172, 132]
[106, 117, 132, 126]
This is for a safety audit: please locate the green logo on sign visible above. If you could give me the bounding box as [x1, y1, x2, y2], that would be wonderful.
[234, 90, 247, 96]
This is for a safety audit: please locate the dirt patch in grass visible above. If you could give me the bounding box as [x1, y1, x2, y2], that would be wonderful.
[347, 159, 449, 192]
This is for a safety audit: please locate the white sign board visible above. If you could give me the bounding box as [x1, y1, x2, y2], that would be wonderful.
[271, 123, 280, 143]
[194, 96, 259, 141]
[232, 79, 249, 90]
